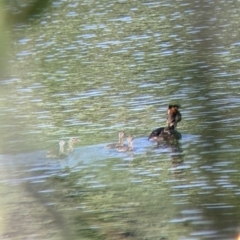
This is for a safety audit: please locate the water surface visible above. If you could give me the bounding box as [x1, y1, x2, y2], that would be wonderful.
[1, 0, 240, 239]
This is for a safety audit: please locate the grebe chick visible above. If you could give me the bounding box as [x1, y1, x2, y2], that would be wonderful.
[166, 104, 181, 129]
[46, 140, 67, 159]
[105, 131, 125, 149]
[67, 137, 80, 153]
[117, 136, 134, 152]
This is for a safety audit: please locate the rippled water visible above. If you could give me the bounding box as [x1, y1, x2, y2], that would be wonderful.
[1, 0, 240, 239]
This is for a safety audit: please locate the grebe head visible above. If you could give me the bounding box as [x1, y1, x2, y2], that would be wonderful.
[167, 104, 181, 129]
[119, 131, 125, 138]
[68, 137, 80, 145]
[127, 135, 133, 143]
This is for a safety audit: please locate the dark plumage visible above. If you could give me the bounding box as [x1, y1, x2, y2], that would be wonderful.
[148, 126, 182, 141]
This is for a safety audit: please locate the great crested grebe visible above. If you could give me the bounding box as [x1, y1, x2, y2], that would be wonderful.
[117, 135, 134, 152]
[148, 105, 182, 141]
[105, 131, 125, 149]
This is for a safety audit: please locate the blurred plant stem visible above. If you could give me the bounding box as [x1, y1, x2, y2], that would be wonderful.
[0, 1, 8, 78]
[0, 0, 51, 78]
[5, 0, 51, 24]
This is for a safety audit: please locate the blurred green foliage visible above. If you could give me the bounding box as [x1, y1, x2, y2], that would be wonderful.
[0, 0, 51, 78]
[4, 0, 51, 24]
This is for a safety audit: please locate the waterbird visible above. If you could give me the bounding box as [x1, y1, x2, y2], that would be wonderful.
[105, 131, 125, 149]
[46, 137, 80, 159]
[148, 105, 182, 142]
[117, 135, 134, 152]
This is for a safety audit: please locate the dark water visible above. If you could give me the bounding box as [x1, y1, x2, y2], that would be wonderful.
[1, 0, 240, 239]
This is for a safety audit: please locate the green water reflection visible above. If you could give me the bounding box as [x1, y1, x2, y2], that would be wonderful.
[1, 0, 240, 239]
